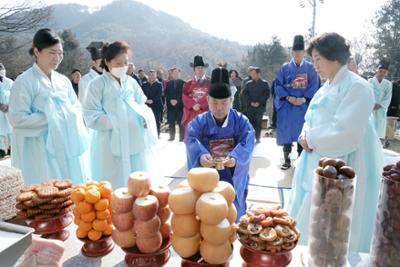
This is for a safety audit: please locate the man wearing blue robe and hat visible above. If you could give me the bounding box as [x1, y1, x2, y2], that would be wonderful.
[186, 67, 255, 219]
[275, 35, 320, 170]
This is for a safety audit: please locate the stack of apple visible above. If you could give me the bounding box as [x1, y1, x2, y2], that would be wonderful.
[111, 172, 171, 253]
[169, 168, 237, 264]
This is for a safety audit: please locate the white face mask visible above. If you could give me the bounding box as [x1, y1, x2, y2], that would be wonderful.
[110, 66, 128, 79]
[0, 70, 5, 77]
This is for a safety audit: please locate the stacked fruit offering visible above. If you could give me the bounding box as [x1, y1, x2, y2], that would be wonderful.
[111, 172, 171, 253]
[71, 181, 113, 241]
[169, 167, 237, 265]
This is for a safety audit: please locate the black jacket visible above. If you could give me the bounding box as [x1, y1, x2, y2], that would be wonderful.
[243, 78, 270, 108]
[142, 80, 163, 111]
[165, 79, 184, 110]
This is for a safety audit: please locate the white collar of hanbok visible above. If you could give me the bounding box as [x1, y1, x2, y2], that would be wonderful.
[194, 75, 206, 81]
[33, 63, 53, 81]
[327, 65, 348, 86]
[104, 71, 128, 86]
[291, 58, 305, 67]
[212, 110, 230, 128]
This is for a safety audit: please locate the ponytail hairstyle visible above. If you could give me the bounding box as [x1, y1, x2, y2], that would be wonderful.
[29, 28, 63, 57]
[100, 41, 131, 72]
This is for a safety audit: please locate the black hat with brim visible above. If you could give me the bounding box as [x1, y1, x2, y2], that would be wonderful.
[209, 67, 231, 99]
[190, 55, 209, 68]
[292, 35, 305, 51]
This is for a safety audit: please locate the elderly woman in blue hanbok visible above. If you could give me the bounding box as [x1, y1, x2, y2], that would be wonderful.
[8, 29, 89, 185]
[286, 32, 384, 253]
[82, 41, 158, 189]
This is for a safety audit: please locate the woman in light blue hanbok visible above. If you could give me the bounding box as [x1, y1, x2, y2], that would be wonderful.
[82, 41, 158, 189]
[0, 65, 13, 155]
[8, 29, 89, 185]
[286, 33, 384, 253]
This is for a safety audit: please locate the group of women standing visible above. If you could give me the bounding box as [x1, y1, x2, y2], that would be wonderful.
[8, 28, 157, 188]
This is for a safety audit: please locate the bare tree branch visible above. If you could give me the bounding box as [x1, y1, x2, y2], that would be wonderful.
[0, 1, 51, 33]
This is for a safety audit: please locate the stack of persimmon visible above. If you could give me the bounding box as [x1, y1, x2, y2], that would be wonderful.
[71, 181, 113, 241]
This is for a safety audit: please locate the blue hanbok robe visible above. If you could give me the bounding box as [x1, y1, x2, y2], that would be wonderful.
[79, 68, 100, 104]
[186, 110, 255, 219]
[286, 66, 384, 253]
[275, 59, 320, 145]
[0, 76, 13, 150]
[8, 64, 89, 185]
[369, 77, 393, 138]
[83, 72, 158, 189]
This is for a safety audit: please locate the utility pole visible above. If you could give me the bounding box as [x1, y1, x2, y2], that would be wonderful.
[299, 0, 325, 38]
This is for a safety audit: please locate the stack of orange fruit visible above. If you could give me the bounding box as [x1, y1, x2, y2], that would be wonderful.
[71, 181, 113, 241]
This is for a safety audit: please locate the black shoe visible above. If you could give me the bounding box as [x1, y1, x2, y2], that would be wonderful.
[0, 150, 5, 159]
[168, 137, 175, 141]
[281, 161, 291, 170]
[256, 139, 261, 144]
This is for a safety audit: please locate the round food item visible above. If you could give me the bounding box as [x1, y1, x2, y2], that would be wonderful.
[200, 219, 232, 245]
[321, 158, 337, 168]
[127, 171, 151, 197]
[92, 219, 108, 232]
[200, 240, 232, 264]
[85, 189, 101, 204]
[88, 229, 102, 241]
[168, 187, 198, 215]
[157, 206, 171, 224]
[318, 157, 328, 167]
[335, 159, 346, 170]
[260, 227, 277, 242]
[111, 187, 134, 214]
[322, 165, 338, 179]
[247, 223, 263, 235]
[81, 211, 96, 223]
[196, 192, 228, 225]
[136, 231, 162, 253]
[132, 195, 159, 221]
[112, 227, 136, 248]
[150, 183, 170, 208]
[260, 217, 273, 227]
[112, 211, 134, 231]
[96, 209, 111, 220]
[171, 233, 201, 258]
[77, 201, 93, 214]
[339, 166, 355, 179]
[316, 166, 324, 176]
[94, 198, 109, 211]
[171, 214, 200, 238]
[134, 216, 161, 238]
[274, 225, 293, 238]
[227, 204, 237, 224]
[212, 181, 235, 206]
[187, 167, 219, 193]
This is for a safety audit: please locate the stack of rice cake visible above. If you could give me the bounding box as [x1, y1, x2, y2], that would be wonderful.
[0, 166, 23, 221]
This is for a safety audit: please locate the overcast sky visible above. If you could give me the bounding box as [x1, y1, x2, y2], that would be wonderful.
[39, 0, 387, 46]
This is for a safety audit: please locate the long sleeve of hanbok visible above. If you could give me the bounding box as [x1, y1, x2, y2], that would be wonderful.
[186, 118, 210, 169]
[229, 117, 255, 166]
[306, 82, 374, 157]
[274, 68, 289, 110]
[8, 80, 47, 129]
[82, 79, 113, 131]
[379, 83, 393, 109]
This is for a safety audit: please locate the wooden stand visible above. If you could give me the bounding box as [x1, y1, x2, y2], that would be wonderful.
[123, 237, 171, 267]
[239, 240, 294, 267]
[181, 252, 230, 267]
[80, 235, 115, 257]
[24, 212, 73, 241]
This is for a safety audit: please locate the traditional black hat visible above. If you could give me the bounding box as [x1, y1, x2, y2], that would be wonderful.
[292, 35, 305, 51]
[190, 55, 209, 68]
[86, 41, 104, 61]
[378, 59, 390, 70]
[209, 67, 231, 99]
